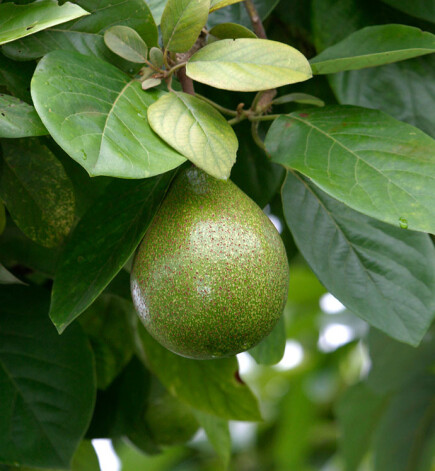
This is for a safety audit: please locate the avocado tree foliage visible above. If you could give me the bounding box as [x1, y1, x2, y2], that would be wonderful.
[1, 0, 435, 469]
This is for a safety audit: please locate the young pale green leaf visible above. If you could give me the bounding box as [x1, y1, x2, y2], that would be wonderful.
[272, 93, 325, 107]
[186, 38, 312, 91]
[149, 46, 164, 68]
[210, 0, 244, 12]
[80, 294, 135, 389]
[49, 171, 175, 333]
[0, 285, 96, 469]
[0, 94, 47, 138]
[193, 410, 231, 467]
[335, 383, 387, 471]
[373, 376, 435, 471]
[138, 325, 262, 421]
[0, 139, 75, 248]
[141, 77, 161, 90]
[148, 92, 238, 180]
[249, 316, 286, 365]
[31, 50, 185, 179]
[310, 25, 435, 75]
[209, 22, 256, 39]
[161, 0, 210, 53]
[266, 106, 435, 234]
[281, 172, 435, 346]
[104, 25, 148, 63]
[0, 0, 89, 45]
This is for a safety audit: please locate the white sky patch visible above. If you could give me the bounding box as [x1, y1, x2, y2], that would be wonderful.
[273, 340, 304, 371]
[318, 323, 354, 352]
[92, 439, 121, 471]
[319, 293, 346, 314]
[230, 421, 257, 449]
[237, 351, 257, 375]
[268, 214, 283, 233]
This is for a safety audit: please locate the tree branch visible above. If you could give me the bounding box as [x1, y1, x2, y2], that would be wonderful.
[244, 0, 267, 39]
[177, 66, 195, 95]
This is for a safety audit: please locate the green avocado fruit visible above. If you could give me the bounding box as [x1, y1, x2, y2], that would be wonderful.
[131, 166, 289, 360]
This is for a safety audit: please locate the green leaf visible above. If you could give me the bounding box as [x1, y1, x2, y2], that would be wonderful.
[381, 0, 435, 24]
[272, 93, 325, 107]
[31, 50, 185, 178]
[329, 55, 435, 139]
[193, 410, 231, 467]
[104, 25, 148, 63]
[0, 285, 96, 469]
[161, 0, 211, 53]
[210, 0, 244, 12]
[266, 106, 435, 234]
[49, 171, 175, 333]
[209, 22, 256, 39]
[208, 0, 278, 29]
[373, 376, 435, 471]
[0, 54, 35, 102]
[0, 138, 75, 248]
[138, 325, 262, 421]
[186, 39, 312, 91]
[0, 0, 89, 45]
[281, 172, 435, 346]
[148, 92, 238, 180]
[335, 382, 387, 471]
[249, 316, 286, 365]
[149, 47, 164, 68]
[310, 25, 435, 75]
[70, 441, 100, 471]
[146, 0, 166, 25]
[80, 294, 135, 389]
[0, 94, 47, 138]
[0, 201, 5, 236]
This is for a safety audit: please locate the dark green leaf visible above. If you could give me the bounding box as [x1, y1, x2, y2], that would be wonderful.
[381, 0, 435, 24]
[208, 0, 279, 28]
[193, 409, 231, 466]
[209, 22, 256, 39]
[31, 50, 185, 178]
[310, 25, 435, 75]
[335, 382, 387, 471]
[138, 325, 262, 421]
[0, 138, 75, 248]
[0, 201, 5, 235]
[186, 39, 312, 91]
[249, 316, 286, 365]
[373, 376, 435, 471]
[0, 94, 47, 138]
[0, 54, 34, 102]
[80, 294, 136, 389]
[281, 172, 435, 346]
[0, 0, 89, 45]
[329, 55, 435, 138]
[267, 106, 435, 234]
[161, 0, 210, 53]
[49, 171, 175, 333]
[148, 92, 238, 180]
[0, 285, 96, 469]
[104, 25, 148, 63]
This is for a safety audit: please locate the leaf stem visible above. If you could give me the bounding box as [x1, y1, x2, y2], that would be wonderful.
[196, 94, 238, 116]
[249, 114, 281, 122]
[251, 120, 267, 152]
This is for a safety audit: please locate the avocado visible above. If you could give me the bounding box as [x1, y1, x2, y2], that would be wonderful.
[131, 166, 289, 359]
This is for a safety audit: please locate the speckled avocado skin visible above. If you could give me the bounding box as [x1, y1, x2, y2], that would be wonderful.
[131, 167, 289, 360]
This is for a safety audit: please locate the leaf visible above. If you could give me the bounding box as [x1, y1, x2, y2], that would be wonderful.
[186, 38, 312, 91]
[0, 138, 75, 248]
[0, 0, 89, 45]
[146, 0, 166, 25]
[373, 376, 435, 471]
[193, 410, 231, 466]
[272, 93, 325, 107]
[0, 54, 35, 102]
[31, 50, 185, 178]
[161, 0, 211, 53]
[381, 0, 435, 24]
[266, 105, 435, 234]
[80, 294, 135, 389]
[104, 25, 148, 63]
[335, 382, 387, 471]
[70, 441, 100, 471]
[0, 285, 96, 469]
[0, 201, 5, 236]
[209, 22, 256, 39]
[329, 55, 435, 139]
[137, 325, 262, 421]
[49, 171, 175, 333]
[249, 316, 286, 365]
[310, 25, 435, 75]
[0, 94, 47, 138]
[210, 0, 244, 12]
[147, 92, 238, 180]
[208, 0, 279, 29]
[280, 172, 435, 346]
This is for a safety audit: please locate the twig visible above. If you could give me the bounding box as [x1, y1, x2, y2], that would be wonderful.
[244, 0, 267, 39]
[196, 94, 238, 116]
